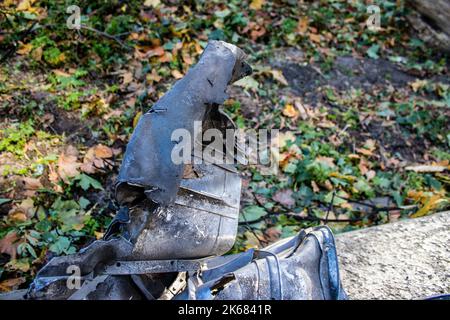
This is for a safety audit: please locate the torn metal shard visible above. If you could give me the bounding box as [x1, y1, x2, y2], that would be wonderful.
[115, 40, 251, 207]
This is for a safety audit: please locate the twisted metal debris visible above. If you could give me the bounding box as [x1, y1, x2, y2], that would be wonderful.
[0, 41, 346, 300]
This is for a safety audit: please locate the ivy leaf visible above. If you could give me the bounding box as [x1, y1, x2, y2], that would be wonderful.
[49, 236, 75, 255]
[76, 174, 103, 191]
[239, 206, 267, 222]
[0, 198, 12, 206]
[367, 44, 380, 59]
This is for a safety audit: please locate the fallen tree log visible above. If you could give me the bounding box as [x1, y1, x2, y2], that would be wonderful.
[336, 211, 450, 300]
[406, 0, 450, 52]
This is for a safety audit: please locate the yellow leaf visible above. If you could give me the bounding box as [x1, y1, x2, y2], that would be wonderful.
[411, 194, 446, 218]
[297, 17, 309, 34]
[271, 69, 288, 86]
[410, 79, 428, 92]
[250, 0, 265, 10]
[0, 277, 25, 292]
[17, 43, 33, 55]
[94, 231, 104, 240]
[133, 111, 142, 128]
[282, 103, 299, 118]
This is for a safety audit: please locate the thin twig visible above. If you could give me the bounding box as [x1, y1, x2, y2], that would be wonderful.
[80, 25, 131, 49]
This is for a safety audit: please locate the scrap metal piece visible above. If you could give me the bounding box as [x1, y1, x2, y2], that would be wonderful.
[175, 226, 347, 300]
[115, 40, 251, 207]
[127, 159, 242, 260]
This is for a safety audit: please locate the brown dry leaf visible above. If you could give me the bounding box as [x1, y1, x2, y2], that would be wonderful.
[358, 157, 369, 175]
[309, 33, 321, 43]
[0, 232, 21, 260]
[311, 181, 320, 193]
[297, 17, 309, 34]
[57, 151, 81, 183]
[248, 22, 266, 41]
[94, 144, 113, 158]
[145, 46, 165, 58]
[250, 0, 265, 10]
[356, 147, 373, 156]
[146, 69, 162, 83]
[81, 145, 113, 174]
[364, 139, 376, 151]
[0, 277, 26, 292]
[52, 69, 71, 77]
[272, 189, 295, 207]
[182, 52, 193, 65]
[18, 177, 43, 197]
[264, 227, 281, 242]
[324, 180, 333, 191]
[171, 69, 184, 79]
[8, 198, 35, 222]
[121, 71, 133, 85]
[158, 52, 172, 63]
[282, 103, 299, 118]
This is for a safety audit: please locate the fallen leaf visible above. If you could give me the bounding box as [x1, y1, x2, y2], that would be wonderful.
[366, 170, 376, 180]
[81, 145, 113, 174]
[8, 198, 35, 221]
[94, 144, 113, 158]
[316, 156, 336, 168]
[145, 46, 165, 58]
[146, 69, 162, 83]
[309, 33, 321, 43]
[250, 0, 265, 10]
[410, 79, 428, 92]
[0, 277, 26, 292]
[18, 177, 43, 197]
[0, 232, 21, 260]
[57, 151, 81, 183]
[271, 70, 288, 86]
[297, 17, 309, 34]
[17, 43, 33, 55]
[411, 194, 446, 218]
[94, 231, 104, 240]
[272, 189, 295, 207]
[171, 69, 184, 79]
[264, 227, 281, 242]
[311, 181, 320, 193]
[282, 103, 299, 118]
[121, 71, 133, 85]
[294, 100, 309, 120]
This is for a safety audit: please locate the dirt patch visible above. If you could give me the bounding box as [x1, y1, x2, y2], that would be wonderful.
[277, 55, 418, 100]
